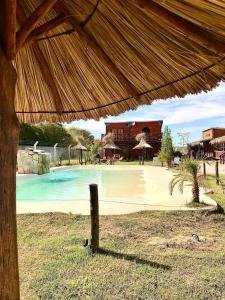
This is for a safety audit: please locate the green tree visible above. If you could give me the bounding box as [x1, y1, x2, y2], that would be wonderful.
[19, 123, 39, 142]
[89, 139, 101, 161]
[169, 160, 205, 203]
[36, 122, 72, 146]
[158, 151, 171, 167]
[159, 126, 174, 166]
[19, 122, 72, 146]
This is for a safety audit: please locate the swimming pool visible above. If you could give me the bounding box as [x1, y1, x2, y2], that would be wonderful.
[17, 167, 146, 203]
[16, 166, 214, 215]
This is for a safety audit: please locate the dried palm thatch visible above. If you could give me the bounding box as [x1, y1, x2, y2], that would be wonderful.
[133, 140, 152, 150]
[9, 0, 225, 123]
[74, 143, 87, 150]
[134, 132, 152, 149]
[189, 140, 203, 147]
[210, 136, 225, 145]
[74, 135, 84, 144]
[135, 132, 146, 142]
[102, 132, 114, 145]
[103, 140, 121, 150]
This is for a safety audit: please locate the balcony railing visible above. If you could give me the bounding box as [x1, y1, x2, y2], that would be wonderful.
[112, 133, 161, 142]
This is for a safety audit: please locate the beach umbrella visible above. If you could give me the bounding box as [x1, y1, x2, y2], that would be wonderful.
[104, 141, 121, 161]
[74, 143, 87, 165]
[1, 1, 225, 298]
[103, 141, 121, 150]
[133, 140, 153, 150]
[133, 139, 153, 164]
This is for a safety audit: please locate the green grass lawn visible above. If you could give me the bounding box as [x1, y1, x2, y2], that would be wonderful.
[18, 211, 225, 299]
[206, 175, 225, 210]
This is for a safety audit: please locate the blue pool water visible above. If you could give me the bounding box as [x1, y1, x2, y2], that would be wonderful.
[16, 168, 145, 202]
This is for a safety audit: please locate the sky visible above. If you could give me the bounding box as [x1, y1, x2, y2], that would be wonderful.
[66, 81, 225, 145]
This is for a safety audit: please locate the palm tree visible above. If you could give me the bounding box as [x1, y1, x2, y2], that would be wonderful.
[169, 160, 205, 203]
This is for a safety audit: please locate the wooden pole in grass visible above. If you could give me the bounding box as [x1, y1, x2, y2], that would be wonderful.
[215, 161, 219, 185]
[89, 184, 99, 252]
[203, 161, 206, 178]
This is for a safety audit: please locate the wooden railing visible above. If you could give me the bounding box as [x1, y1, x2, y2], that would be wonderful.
[113, 133, 161, 142]
[214, 151, 224, 159]
[217, 151, 225, 164]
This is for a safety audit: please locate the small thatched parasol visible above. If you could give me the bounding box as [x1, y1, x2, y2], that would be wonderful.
[74, 143, 87, 165]
[103, 141, 121, 150]
[133, 140, 153, 150]
[133, 133, 152, 164]
[103, 140, 121, 161]
[74, 143, 87, 151]
[1, 0, 225, 297]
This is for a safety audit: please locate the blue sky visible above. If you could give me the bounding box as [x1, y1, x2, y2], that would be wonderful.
[66, 81, 225, 145]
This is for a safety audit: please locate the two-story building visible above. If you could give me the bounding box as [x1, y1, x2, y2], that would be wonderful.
[189, 127, 225, 163]
[103, 120, 163, 160]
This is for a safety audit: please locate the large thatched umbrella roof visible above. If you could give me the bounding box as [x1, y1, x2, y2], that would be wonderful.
[8, 0, 225, 123]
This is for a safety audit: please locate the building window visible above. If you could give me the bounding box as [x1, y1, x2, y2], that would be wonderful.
[118, 129, 123, 140]
[142, 127, 150, 134]
[112, 129, 117, 139]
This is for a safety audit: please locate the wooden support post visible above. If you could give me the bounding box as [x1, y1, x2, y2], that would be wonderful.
[68, 145, 72, 165]
[0, 1, 16, 59]
[89, 184, 99, 253]
[215, 161, 219, 185]
[80, 149, 83, 165]
[203, 161, 206, 178]
[0, 46, 20, 299]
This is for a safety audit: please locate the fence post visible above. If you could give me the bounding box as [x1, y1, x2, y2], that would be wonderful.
[89, 184, 99, 252]
[53, 143, 58, 165]
[215, 161, 219, 185]
[203, 161, 206, 178]
[68, 144, 72, 165]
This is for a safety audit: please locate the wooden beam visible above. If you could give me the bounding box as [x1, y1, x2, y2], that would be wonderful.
[135, 0, 225, 55]
[16, 0, 58, 51]
[0, 0, 16, 60]
[26, 15, 67, 44]
[54, 2, 139, 98]
[5, 0, 17, 59]
[17, 3, 64, 114]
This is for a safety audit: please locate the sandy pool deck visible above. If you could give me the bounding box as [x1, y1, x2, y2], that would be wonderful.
[17, 165, 217, 215]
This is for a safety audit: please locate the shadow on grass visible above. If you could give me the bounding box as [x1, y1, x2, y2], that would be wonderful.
[98, 248, 171, 270]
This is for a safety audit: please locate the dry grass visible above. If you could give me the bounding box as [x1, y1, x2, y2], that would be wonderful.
[18, 210, 225, 299]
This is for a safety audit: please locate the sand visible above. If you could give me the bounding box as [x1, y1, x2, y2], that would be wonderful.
[16, 165, 216, 215]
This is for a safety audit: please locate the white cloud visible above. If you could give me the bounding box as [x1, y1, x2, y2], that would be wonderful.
[66, 82, 225, 138]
